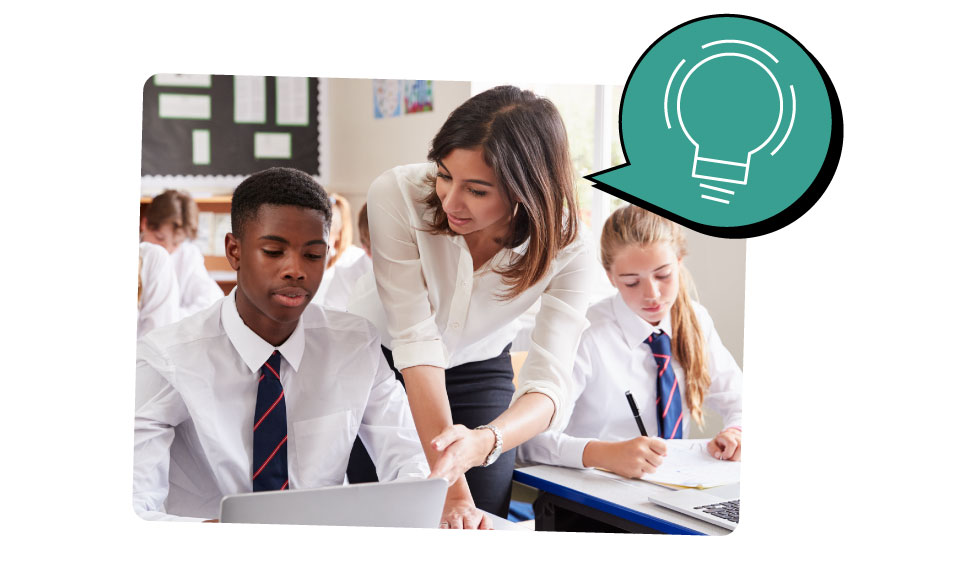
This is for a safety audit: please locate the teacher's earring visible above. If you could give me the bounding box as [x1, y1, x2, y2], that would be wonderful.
[512, 202, 520, 218]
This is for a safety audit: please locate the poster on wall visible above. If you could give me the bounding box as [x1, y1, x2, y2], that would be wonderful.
[373, 79, 402, 119]
[404, 80, 433, 113]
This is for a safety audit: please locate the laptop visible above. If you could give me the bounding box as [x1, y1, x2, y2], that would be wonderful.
[220, 478, 447, 528]
[648, 483, 740, 531]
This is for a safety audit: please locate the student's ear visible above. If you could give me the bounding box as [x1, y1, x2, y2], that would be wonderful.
[605, 269, 617, 288]
[225, 232, 241, 271]
[139, 216, 148, 233]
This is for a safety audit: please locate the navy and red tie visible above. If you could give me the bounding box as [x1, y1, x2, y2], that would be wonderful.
[252, 350, 289, 492]
[644, 332, 684, 440]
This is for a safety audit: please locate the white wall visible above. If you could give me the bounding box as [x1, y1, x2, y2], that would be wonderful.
[683, 229, 746, 368]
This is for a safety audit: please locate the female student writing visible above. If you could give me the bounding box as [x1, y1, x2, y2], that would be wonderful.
[518, 205, 742, 480]
[350, 86, 595, 528]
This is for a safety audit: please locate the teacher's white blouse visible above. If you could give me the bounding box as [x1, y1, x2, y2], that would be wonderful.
[349, 163, 595, 430]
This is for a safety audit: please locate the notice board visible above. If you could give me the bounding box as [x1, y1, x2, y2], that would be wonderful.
[141, 74, 321, 177]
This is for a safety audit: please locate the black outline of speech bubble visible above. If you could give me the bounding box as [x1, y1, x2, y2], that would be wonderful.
[586, 13, 843, 239]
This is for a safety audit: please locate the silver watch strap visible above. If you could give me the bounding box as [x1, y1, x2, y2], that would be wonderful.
[475, 424, 503, 467]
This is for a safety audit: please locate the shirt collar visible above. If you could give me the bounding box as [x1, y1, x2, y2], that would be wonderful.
[221, 288, 305, 374]
[447, 235, 530, 270]
[611, 293, 674, 349]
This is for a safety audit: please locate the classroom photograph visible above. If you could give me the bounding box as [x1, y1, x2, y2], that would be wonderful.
[135, 74, 746, 534]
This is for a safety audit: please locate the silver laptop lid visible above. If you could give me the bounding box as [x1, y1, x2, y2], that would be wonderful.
[648, 484, 740, 531]
[220, 478, 447, 529]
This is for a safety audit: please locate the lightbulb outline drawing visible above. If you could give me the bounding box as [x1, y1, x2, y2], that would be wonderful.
[585, 14, 842, 239]
[676, 51, 783, 187]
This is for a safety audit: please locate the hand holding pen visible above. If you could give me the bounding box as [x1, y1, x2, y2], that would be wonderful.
[579, 391, 668, 479]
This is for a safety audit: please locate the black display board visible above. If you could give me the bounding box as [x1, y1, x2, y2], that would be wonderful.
[141, 75, 320, 177]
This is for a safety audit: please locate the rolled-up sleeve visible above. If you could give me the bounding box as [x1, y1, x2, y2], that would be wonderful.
[512, 238, 594, 431]
[367, 168, 447, 370]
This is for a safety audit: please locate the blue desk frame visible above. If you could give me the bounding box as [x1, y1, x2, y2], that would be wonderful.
[513, 469, 707, 535]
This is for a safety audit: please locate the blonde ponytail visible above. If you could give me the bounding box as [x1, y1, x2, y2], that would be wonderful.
[601, 206, 710, 427]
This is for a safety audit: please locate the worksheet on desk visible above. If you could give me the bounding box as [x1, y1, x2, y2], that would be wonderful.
[590, 439, 740, 489]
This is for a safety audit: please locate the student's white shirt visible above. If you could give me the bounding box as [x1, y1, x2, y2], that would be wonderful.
[138, 242, 181, 339]
[170, 241, 224, 316]
[313, 245, 372, 312]
[134, 290, 429, 522]
[349, 163, 596, 430]
[517, 293, 743, 469]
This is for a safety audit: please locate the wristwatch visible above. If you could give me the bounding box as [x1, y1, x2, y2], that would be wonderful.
[475, 424, 503, 467]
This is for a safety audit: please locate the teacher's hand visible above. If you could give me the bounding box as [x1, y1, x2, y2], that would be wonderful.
[439, 495, 494, 530]
[429, 424, 494, 485]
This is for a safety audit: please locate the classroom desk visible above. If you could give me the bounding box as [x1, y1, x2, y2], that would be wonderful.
[484, 510, 530, 531]
[513, 465, 735, 536]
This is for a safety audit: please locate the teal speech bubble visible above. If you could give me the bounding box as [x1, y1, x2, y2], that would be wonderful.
[587, 15, 843, 238]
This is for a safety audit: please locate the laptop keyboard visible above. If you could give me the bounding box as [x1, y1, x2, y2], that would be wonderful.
[694, 499, 739, 523]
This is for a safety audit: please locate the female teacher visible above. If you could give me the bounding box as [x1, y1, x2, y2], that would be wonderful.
[351, 86, 594, 528]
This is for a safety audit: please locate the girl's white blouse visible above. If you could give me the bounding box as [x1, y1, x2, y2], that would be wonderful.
[518, 293, 743, 468]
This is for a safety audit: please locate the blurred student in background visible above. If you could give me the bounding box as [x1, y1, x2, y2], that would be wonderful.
[137, 241, 180, 338]
[312, 193, 372, 311]
[357, 201, 371, 258]
[141, 190, 224, 318]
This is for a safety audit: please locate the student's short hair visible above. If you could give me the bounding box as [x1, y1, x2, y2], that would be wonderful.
[358, 202, 370, 251]
[145, 190, 184, 231]
[231, 168, 332, 238]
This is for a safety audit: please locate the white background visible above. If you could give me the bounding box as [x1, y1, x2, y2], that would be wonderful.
[3, 0, 962, 584]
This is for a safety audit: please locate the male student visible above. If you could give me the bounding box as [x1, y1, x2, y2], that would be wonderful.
[133, 167, 428, 522]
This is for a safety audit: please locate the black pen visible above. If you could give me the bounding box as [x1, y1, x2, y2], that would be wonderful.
[625, 391, 648, 437]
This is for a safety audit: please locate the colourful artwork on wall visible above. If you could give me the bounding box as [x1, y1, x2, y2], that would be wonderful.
[404, 80, 433, 113]
[373, 79, 402, 119]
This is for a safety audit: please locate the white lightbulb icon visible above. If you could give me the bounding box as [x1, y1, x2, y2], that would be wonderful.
[665, 40, 796, 204]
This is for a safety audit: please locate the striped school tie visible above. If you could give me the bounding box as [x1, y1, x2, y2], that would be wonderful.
[644, 332, 683, 440]
[252, 350, 289, 492]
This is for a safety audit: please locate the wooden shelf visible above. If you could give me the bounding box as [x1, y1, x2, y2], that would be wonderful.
[205, 255, 233, 272]
[139, 195, 232, 204]
[140, 196, 231, 214]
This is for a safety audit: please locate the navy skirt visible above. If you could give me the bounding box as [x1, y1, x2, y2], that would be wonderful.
[346, 344, 517, 518]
